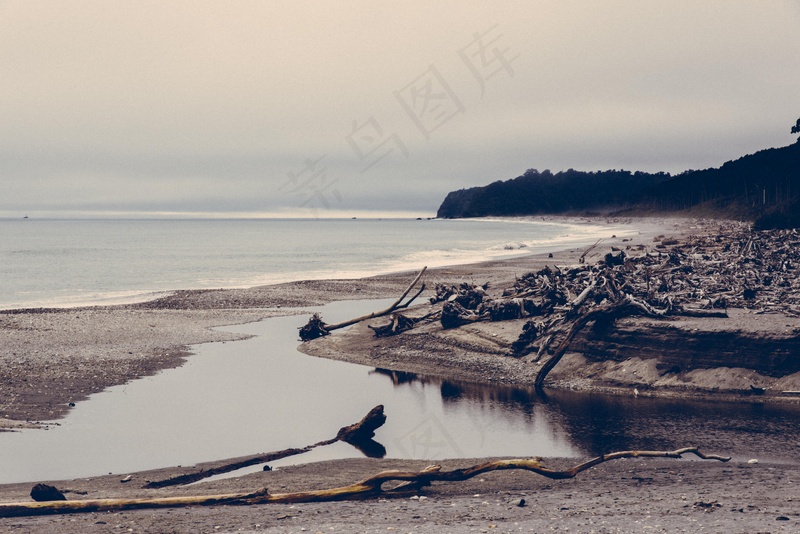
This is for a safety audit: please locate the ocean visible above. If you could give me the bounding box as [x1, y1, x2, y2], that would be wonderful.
[0, 217, 621, 310]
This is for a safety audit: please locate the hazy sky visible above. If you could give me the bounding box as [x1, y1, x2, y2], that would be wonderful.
[2, 1, 799, 218]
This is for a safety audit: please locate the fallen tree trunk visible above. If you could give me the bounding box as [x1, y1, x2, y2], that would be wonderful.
[299, 267, 427, 341]
[145, 405, 387, 488]
[0, 447, 729, 517]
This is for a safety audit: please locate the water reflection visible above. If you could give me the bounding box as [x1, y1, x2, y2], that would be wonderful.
[371, 367, 538, 417]
[347, 437, 386, 459]
[370, 368, 418, 386]
[540, 390, 800, 462]
[368, 367, 800, 463]
[0, 300, 578, 484]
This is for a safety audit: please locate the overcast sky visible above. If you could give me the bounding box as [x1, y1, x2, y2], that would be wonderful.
[2, 1, 799, 218]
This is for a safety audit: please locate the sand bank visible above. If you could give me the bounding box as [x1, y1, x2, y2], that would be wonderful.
[6, 215, 798, 430]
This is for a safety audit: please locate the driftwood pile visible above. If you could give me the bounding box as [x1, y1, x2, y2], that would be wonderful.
[434, 227, 800, 386]
[427, 226, 800, 384]
[655, 224, 800, 314]
[429, 282, 488, 308]
[440, 224, 800, 327]
[298, 225, 799, 387]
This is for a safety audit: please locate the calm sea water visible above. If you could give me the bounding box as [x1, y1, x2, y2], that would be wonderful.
[0, 217, 620, 310]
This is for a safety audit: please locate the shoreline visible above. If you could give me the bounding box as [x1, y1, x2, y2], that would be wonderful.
[3, 456, 796, 532]
[3, 215, 800, 531]
[0, 215, 639, 313]
[0, 215, 774, 430]
[0, 215, 673, 429]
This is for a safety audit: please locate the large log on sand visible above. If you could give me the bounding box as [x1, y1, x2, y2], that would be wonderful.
[0, 447, 729, 517]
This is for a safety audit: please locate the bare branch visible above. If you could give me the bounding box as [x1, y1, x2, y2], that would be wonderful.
[299, 267, 427, 341]
[0, 447, 729, 517]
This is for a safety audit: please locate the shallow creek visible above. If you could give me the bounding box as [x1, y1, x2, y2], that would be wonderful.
[1, 299, 799, 484]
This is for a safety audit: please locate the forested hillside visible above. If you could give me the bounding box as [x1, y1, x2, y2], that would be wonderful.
[437, 169, 669, 218]
[437, 139, 800, 229]
[642, 141, 800, 229]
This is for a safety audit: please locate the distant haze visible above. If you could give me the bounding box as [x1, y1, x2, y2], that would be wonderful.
[2, 1, 799, 218]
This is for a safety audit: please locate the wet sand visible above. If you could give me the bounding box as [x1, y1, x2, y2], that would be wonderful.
[2, 216, 798, 532]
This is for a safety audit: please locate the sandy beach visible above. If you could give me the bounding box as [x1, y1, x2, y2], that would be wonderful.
[2, 216, 799, 532]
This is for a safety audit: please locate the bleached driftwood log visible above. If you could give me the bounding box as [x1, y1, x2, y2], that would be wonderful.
[0, 447, 729, 517]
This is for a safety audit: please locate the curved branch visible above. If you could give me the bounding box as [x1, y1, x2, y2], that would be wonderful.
[326, 267, 427, 331]
[300, 268, 428, 340]
[0, 447, 729, 517]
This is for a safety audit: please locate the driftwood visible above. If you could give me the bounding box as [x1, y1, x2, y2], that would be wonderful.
[443, 297, 541, 327]
[510, 224, 800, 384]
[511, 260, 729, 387]
[144, 405, 387, 489]
[441, 301, 482, 329]
[533, 295, 673, 388]
[335, 405, 388, 458]
[424, 230, 788, 384]
[579, 238, 603, 264]
[368, 309, 441, 338]
[367, 313, 416, 337]
[0, 447, 729, 518]
[429, 282, 488, 308]
[30, 484, 65, 502]
[345, 225, 800, 389]
[299, 267, 427, 341]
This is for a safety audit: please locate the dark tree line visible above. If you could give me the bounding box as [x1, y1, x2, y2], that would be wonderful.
[436, 168, 669, 218]
[642, 142, 800, 229]
[438, 120, 800, 229]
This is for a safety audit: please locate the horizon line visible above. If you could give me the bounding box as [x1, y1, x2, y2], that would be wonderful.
[1, 209, 438, 220]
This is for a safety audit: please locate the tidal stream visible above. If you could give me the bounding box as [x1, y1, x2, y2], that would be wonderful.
[1, 299, 799, 484]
